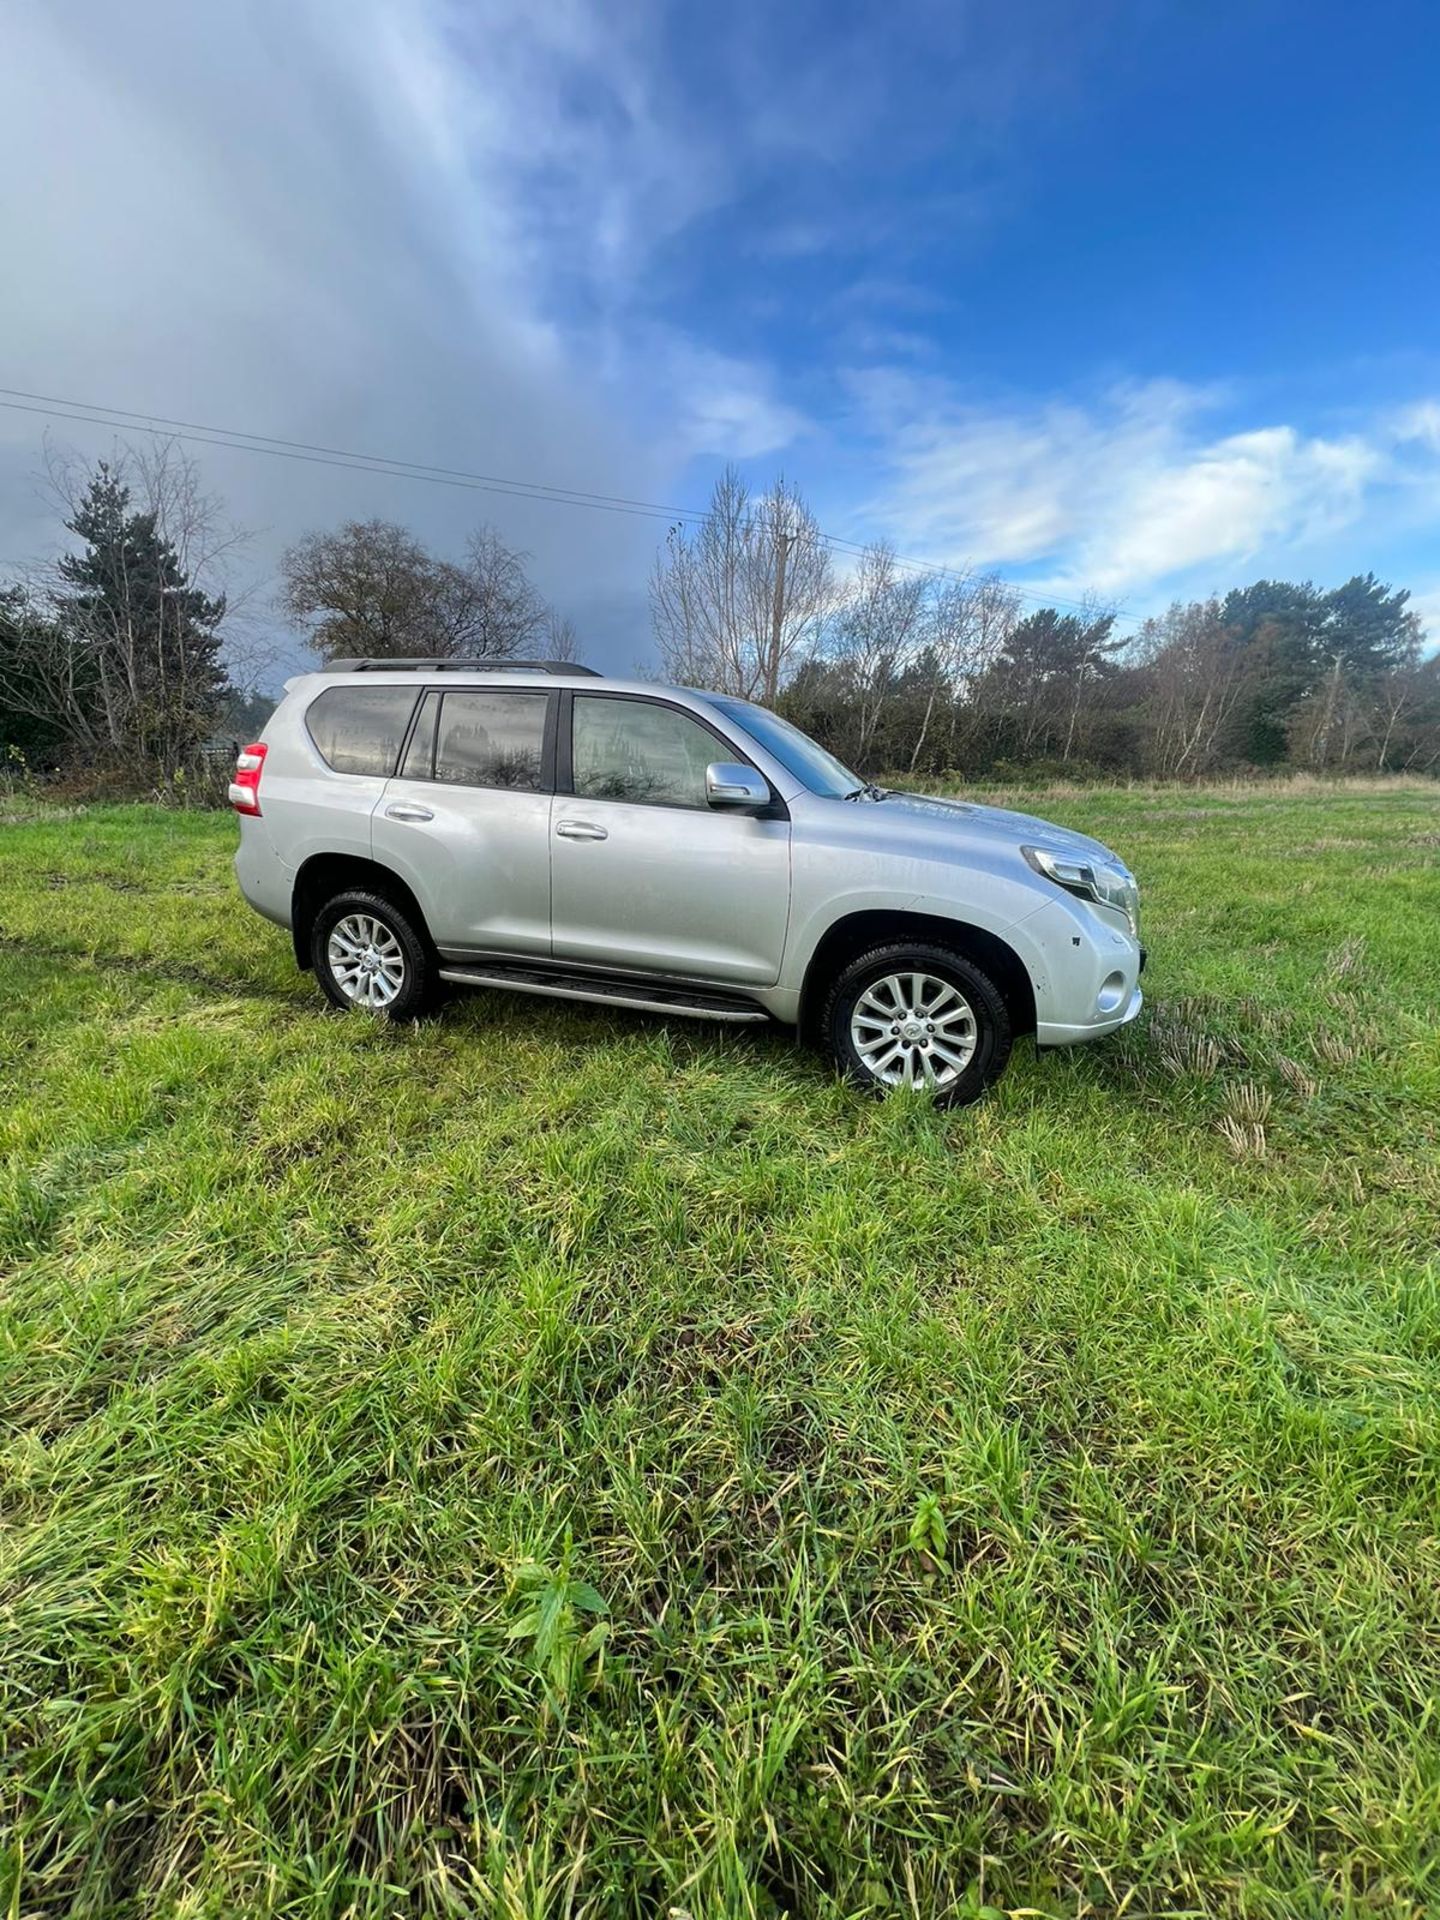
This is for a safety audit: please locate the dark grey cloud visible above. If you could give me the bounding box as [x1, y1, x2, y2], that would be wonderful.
[0, 0, 768, 675]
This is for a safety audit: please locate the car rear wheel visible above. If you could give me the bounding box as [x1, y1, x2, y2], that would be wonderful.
[311, 889, 436, 1020]
[823, 942, 1012, 1108]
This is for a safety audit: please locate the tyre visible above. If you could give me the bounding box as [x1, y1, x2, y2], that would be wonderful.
[822, 942, 1012, 1108]
[311, 888, 437, 1020]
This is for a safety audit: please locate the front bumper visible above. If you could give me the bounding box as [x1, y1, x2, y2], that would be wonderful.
[1036, 984, 1143, 1047]
[1006, 892, 1145, 1048]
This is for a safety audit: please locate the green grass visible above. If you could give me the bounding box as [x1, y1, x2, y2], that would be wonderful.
[1, 780, 1438, 1918]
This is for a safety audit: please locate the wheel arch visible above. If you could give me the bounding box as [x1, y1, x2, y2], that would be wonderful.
[290, 854, 432, 971]
[798, 909, 1036, 1044]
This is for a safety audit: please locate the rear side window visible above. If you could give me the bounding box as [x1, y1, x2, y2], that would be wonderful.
[434, 691, 547, 790]
[305, 686, 419, 777]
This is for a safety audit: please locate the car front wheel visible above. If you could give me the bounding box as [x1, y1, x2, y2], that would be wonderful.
[823, 942, 1013, 1108]
[311, 889, 436, 1020]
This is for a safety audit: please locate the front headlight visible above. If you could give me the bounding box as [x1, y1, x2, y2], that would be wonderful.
[1021, 844, 1139, 935]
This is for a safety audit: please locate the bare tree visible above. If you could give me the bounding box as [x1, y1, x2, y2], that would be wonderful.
[541, 608, 582, 663]
[650, 467, 834, 700]
[828, 543, 929, 767]
[1133, 598, 1247, 776]
[452, 527, 550, 657]
[941, 573, 1021, 766]
[1372, 652, 1425, 770]
[0, 574, 97, 759]
[906, 571, 1019, 772]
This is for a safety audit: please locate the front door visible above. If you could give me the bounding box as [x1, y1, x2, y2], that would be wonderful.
[549, 693, 790, 986]
[372, 686, 554, 957]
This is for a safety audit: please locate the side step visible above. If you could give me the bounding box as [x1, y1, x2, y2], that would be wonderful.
[438, 963, 771, 1024]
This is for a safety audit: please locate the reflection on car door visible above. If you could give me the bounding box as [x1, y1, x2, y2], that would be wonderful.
[371, 687, 554, 957]
[549, 693, 790, 986]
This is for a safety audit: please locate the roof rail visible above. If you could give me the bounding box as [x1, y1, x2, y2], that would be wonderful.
[318, 657, 602, 677]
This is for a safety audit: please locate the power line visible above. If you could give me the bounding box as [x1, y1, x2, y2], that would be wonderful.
[0, 384, 1129, 626]
[0, 386, 706, 521]
[0, 386, 1119, 618]
[0, 397, 688, 527]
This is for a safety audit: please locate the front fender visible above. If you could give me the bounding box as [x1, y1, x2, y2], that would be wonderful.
[781, 858, 1044, 993]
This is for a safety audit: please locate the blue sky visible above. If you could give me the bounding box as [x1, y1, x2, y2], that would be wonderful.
[2, 0, 1438, 669]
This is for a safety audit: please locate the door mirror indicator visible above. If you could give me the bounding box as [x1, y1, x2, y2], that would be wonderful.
[705, 762, 769, 809]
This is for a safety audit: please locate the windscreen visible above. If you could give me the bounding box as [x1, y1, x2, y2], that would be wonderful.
[711, 699, 860, 798]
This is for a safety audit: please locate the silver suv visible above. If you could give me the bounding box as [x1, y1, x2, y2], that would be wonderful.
[232, 659, 1143, 1107]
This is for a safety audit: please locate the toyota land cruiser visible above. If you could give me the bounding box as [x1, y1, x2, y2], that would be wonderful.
[232, 658, 1143, 1107]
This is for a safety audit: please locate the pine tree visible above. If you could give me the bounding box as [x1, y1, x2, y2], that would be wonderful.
[1217, 581, 1326, 764]
[57, 463, 229, 769]
[1320, 574, 1416, 679]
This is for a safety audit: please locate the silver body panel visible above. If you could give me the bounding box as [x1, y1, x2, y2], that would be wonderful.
[235, 667, 1143, 1044]
[549, 797, 791, 986]
[373, 776, 552, 957]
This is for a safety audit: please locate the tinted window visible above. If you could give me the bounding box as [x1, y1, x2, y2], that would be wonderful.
[434, 690, 547, 790]
[571, 696, 722, 809]
[306, 686, 418, 777]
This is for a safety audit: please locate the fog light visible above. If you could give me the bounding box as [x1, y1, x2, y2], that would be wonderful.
[1096, 971, 1126, 1015]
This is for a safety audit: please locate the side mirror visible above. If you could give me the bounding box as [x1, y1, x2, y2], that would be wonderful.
[705, 761, 769, 809]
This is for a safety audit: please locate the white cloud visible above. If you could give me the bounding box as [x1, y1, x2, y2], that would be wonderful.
[1392, 400, 1440, 453]
[1408, 583, 1440, 645]
[850, 371, 1434, 608]
[641, 340, 809, 461]
[1074, 424, 1382, 596]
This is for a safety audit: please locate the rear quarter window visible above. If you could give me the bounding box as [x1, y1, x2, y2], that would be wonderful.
[305, 686, 419, 776]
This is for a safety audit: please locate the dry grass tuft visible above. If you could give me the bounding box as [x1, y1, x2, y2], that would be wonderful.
[1153, 1016, 1222, 1078]
[1216, 1114, 1268, 1159]
[1312, 1026, 1359, 1067]
[1232, 993, 1286, 1036]
[1325, 934, 1366, 980]
[1277, 1055, 1319, 1099]
[1223, 1081, 1273, 1125]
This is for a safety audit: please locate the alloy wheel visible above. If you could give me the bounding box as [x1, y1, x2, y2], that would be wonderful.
[850, 970, 978, 1090]
[327, 913, 407, 1009]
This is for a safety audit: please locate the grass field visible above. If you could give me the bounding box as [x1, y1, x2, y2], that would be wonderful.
[1, 780, 1438, 1919]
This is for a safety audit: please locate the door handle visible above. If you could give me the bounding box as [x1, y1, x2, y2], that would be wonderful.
[384, 803, 434, 823]
[555, 819, 608, 841]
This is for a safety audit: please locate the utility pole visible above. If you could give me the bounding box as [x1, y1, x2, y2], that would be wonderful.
[767, 519, 794, 704]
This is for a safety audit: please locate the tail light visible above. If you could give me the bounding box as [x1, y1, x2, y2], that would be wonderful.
[229, 743, 267, 815]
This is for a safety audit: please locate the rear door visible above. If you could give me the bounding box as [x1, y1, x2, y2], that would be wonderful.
[372, 686, 555, 957]
[548, 692, 791, 986]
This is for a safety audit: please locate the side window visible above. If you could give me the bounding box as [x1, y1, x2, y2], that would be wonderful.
[434, 690, 547, 791]
[305, 686, 419, 777]
[571, 697, 727, 810]
[398, 691, 439, 780]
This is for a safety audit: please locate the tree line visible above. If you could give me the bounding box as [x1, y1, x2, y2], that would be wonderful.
[0, 444, 575, 785]
[655, 468, 1439, 778]
[781, 574, 1438, 778]
[2, 443, 1436, 787]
